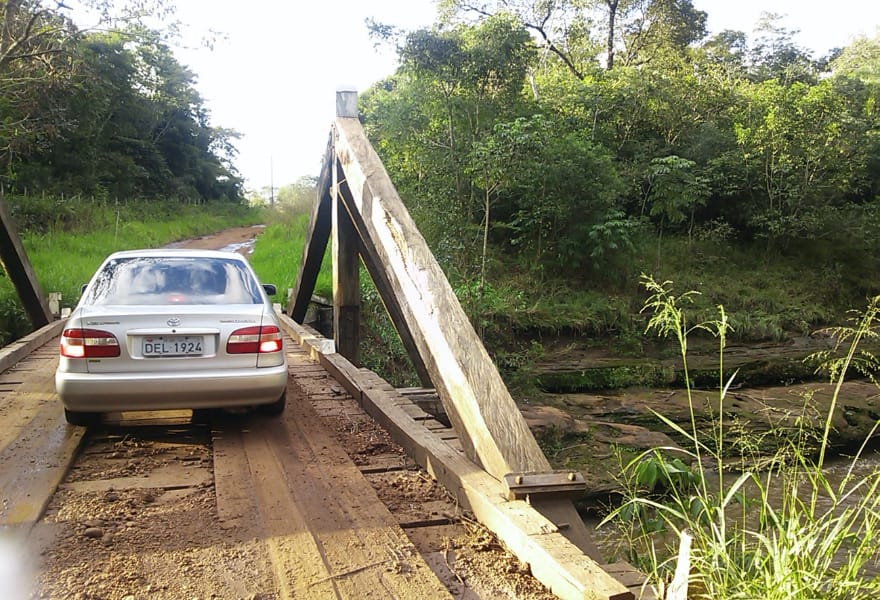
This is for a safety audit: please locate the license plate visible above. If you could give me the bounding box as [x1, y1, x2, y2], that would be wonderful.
[142, 336, 204, 357]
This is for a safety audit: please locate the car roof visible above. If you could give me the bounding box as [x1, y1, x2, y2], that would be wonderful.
[105, 249, 248, 261]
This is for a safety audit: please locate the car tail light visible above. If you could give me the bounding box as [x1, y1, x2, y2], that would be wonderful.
[60, 328, 121, 358]
[227, 325, 283, 354]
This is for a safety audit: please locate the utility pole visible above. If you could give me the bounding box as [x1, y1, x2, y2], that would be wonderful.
[270, 156, 275, 206]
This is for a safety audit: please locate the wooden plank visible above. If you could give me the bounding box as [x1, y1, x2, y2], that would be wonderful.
[273, 318, 634, 600]
[332, 158, 361, 364]
[0, 359, 87, 532]
[289, 134, 333, 322]
[0, 199, 52, 328]
[281, 316, 632, 599]
[0, 320, 64, 376]
[333, 114, 549, 481]
[348, 366, 632, 600]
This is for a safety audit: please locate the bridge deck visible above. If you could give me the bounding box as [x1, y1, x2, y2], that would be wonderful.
[0, 327, 454, 599]
[0, 321, 653, 599]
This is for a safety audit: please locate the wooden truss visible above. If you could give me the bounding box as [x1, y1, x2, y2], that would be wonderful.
[289, 91, 643, 600]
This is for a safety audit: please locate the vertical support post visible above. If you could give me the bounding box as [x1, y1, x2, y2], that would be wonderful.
[332, 94, 361, 364]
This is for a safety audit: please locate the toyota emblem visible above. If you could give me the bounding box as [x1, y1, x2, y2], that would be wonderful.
[167, 317, 181, 327]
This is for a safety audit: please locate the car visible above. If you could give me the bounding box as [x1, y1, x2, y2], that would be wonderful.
[55, 249, 288, 425]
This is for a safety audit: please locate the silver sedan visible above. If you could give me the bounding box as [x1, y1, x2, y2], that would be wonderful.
[55, 249, 288, 425]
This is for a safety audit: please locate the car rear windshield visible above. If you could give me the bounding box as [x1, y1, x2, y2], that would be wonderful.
[84, 256, 264, 305]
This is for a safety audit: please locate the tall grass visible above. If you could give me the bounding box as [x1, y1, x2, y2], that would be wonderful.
[602, 276, 880, 599]
[0, 197, 266, 342]
[247, 211, 332, 306]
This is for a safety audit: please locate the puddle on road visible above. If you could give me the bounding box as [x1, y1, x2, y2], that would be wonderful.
[219, 239, 256, 254]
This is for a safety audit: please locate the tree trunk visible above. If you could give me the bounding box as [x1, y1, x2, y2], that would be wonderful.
[606, 0, 619, 70]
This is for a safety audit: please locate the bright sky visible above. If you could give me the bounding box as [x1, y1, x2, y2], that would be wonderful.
[167, 1, 879, 192]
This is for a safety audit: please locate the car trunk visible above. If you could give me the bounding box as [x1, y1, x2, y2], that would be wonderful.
[73, 304, 270, 374]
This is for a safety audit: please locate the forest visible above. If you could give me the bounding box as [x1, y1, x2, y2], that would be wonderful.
[2, 0, 880, 345]
[359, 0, 880, 345]
[0, 0, 242, 203]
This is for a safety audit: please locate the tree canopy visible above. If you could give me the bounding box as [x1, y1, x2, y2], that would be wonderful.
[364, 2, 880, 294]
[0, 0, 243, 201]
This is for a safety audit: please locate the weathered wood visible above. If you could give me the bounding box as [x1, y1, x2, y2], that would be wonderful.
[504, 471, 587, 501]
[352, 215, 433, 386]
[332, 157, 360, 364]
[332, 115, 548, 482]
[0, 198, 52, 329]
[336, 89, 358, 118]
[0, 337, 87, 533]
[299, 348, 633, 600]
[0, 319, 64, 373]
[289, 134, 333, 322]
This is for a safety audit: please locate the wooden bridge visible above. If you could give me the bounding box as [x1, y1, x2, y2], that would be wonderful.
[0, 91, 654, 600]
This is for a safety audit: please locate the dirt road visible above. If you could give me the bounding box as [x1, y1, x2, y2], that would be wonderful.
[3, 226, 553, 600]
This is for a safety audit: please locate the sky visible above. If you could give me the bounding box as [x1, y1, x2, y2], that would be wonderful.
[157, 1, 880, 192]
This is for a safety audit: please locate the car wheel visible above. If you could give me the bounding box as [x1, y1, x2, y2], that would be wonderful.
[64, 408, 100, 426]
[258, 391, 286, 416]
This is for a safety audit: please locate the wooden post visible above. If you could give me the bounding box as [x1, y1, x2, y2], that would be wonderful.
[336, 88, 358, 119]
[332, 153, 360, 365]
[337, 178, 433, 386]
[289, 135, 333, 322]
[0, 199, 52, 329]
[332, 112, 548, 478]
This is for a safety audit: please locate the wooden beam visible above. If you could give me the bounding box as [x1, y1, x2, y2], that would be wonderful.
[276, 313, 635, 600]
[337, 181, 433, 387]
[332, 115, 548, 481]
[289, 135, 333, 322]
[0, 319, 64, 373]
[0, 198, 52, 329]
[332, 156, 360, 365]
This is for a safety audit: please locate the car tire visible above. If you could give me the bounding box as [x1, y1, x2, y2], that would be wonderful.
[258, 391, 286, 416]
[64, 408, 100, 426]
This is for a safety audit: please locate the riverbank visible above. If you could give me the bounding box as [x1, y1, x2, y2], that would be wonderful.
[509, 324, 880, 511]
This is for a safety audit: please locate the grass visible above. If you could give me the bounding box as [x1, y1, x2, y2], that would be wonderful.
[600, 276, 880, 599]
[247, 209, 332, 307]
[0, 196, 267, 342]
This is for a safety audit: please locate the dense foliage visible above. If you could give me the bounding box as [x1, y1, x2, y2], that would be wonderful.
[0, 0, 242, 202]
[362, 3, 880, 335]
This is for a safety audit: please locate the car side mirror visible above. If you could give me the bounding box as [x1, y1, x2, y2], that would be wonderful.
[262, 284, 277, 296]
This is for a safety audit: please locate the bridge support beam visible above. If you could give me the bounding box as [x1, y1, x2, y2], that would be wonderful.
[332, 155, 360, 365]
[294, 90, 620, 563]
[0, 199, 52, 329]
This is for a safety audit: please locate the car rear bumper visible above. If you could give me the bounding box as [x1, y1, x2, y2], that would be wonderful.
[55, 365, 289, 412]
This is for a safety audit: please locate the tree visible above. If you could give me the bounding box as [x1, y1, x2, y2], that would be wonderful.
[747, 12, 816, 84]
[439, 0, 707, 73]
[365, 15, 535, 269]
[13, 27, 243, 201]
[0, 0, 77, 177]
[732, 76, 878, 244]
[467, 114, 626, 272]
[830, 33, 880, 84]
